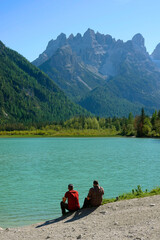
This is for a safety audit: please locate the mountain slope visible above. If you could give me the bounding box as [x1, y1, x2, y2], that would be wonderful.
[32, 30, 160, 117]
[0, 41, 89, 123]
[80, 38, 160, 116]
[150, 43, 160, 68]
[39, 45, 106, 102]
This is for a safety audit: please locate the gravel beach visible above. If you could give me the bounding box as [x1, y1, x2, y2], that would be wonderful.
[0, 195, 160, 240]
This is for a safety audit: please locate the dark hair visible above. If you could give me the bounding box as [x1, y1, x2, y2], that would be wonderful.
[93, 180, 99, 185]
[68, 184, 73, 190]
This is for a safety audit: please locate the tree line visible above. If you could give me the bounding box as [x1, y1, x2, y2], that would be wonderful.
[0, 108, 160, 137]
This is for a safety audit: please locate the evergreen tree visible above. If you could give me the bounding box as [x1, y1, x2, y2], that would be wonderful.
[136, 108, 145, 137]
[151, 110, 157, 130]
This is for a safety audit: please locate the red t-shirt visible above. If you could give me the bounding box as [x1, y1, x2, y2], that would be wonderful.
[65, 190, 80, 211]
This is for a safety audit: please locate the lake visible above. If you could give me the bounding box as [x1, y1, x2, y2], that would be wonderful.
[0, 137, 160, 228]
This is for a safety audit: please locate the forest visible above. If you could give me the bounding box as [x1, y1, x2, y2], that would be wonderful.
[0, 108, 160, 138]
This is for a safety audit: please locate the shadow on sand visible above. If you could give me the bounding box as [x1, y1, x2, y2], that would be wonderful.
[36, 207, 98, 228]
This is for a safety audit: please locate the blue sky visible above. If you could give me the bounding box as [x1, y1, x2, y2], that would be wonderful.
[0, 0, 160, 61]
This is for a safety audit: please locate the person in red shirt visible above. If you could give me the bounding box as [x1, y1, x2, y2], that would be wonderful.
[60, 184, 80, 215]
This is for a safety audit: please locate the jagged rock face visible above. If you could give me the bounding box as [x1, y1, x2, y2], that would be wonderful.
[32, 29, 116, 76]
[39, 45, 106, 102]
[32, 29, 151, 78]
[32, 29, 160, 117]
[33, 33, 67, 66]
[150, 43, 160, 69]
[132, 33, 145, 48]
[151, 43, 160, 60]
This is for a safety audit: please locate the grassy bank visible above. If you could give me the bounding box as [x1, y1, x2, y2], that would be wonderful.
[0, 128, 119, 137]
[102, 185, 160, 204]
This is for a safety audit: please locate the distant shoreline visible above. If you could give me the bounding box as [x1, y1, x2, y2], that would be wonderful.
[0, 135, 120, 138]
[0, 129, 121, 138]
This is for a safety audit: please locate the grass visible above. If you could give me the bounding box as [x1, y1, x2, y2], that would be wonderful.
[102, 185, 160, 204]
[0, 129, 120, 137]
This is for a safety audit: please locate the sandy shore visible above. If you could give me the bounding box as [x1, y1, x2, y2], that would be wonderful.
[0, 195, 160, 240]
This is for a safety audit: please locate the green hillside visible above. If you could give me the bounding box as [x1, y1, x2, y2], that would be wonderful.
[0, 41, 89, 123]
[79, 85, 144, 117]
[79, 74, 157, 117]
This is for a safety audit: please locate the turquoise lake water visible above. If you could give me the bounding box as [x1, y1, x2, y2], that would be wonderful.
[0, 137, 160, 228]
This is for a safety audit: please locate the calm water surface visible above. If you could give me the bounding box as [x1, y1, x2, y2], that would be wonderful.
[0, 137, 160, 228]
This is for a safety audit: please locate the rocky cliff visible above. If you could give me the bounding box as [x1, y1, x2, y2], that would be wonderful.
[32, 29, 160, 117]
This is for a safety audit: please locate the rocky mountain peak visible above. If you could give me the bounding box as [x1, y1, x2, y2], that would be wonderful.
[131, 33, 147, 55]
[31, 30, 160, 118]
[95, 32, 113, 46]
[151, 43, 160, 60]
[75, 33, 82, 39]
[68, 34, 74, 40]
[84, 28, 95, 36]
[47, 39, 54, 49]
[132, 33, 145, 47]
[57, 33, 67, 42]
[83, 28, 96, 42]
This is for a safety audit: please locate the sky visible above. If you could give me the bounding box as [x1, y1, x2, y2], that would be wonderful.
[0, 0, 160, 62]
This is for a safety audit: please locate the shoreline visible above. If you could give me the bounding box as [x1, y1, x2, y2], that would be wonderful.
[0, 131, 159, 139]
[0, 128, 120, 138]
[0, 195, 160, 240]
[0, 134, 122, 138]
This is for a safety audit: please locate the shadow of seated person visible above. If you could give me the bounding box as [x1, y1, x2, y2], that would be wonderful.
[36, 215, 67, 228]
[64, 206, 98, 223]
[36, 206, 98, 228]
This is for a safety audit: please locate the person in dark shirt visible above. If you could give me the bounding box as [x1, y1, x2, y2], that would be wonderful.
[60, 184, 80, 215]
[82, 180, 104, 208]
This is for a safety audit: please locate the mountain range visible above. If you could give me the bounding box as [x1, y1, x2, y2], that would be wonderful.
[33, 29, 160, 117]
[0, 41, 89, 123]
[1, 29, 160, 124]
